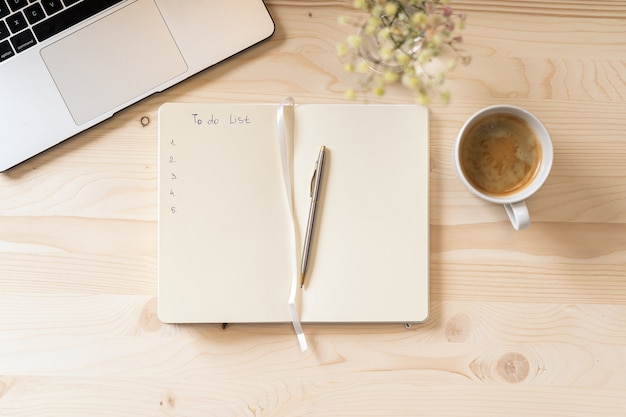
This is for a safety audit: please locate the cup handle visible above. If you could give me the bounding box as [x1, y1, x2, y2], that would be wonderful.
[504, 201, 530, 230]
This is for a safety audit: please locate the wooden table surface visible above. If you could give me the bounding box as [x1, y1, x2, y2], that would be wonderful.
[2, 1, 626, 415]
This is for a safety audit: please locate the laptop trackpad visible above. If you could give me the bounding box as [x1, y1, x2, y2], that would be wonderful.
[41, 0, 187, 125]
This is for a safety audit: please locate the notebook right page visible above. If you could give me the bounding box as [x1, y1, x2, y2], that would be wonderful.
[293, 104, 429, 323]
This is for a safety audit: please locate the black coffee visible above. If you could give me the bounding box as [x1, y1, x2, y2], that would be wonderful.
[460, 113, 541, 196]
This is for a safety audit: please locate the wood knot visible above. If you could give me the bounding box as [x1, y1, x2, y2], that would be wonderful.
[140, 297, 162, 332]
[497, 352, 530, 383]
[470, 345, 542, 384]
[159, 390, 177, 409]
[445, 313, 471, 343]
[0, 376, 16, 400]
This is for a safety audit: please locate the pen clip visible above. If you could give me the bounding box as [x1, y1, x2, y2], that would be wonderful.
[309, 166, 318, 197]
[309, 147, 325, 197]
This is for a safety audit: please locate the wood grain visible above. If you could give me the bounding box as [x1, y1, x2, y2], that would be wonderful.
[2, 0, 626, 416]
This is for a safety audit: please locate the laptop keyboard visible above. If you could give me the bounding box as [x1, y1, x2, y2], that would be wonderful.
[0, 0, 123, 63]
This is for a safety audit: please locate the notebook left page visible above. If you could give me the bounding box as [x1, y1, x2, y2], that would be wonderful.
[158, 103, 293, 323]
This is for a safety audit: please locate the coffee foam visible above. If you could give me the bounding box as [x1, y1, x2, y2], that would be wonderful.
[460, 113, 541, 196]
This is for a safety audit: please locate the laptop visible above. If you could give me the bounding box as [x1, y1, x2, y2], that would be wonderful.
[0, 0, 275, 172]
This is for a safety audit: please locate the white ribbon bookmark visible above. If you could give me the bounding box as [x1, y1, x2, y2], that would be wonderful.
[277, 97, 308, 352]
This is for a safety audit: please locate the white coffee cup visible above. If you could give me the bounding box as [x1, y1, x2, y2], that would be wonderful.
[453, 105, 553, 230]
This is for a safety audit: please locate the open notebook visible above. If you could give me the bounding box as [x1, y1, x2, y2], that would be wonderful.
[157, 101, 429, 329]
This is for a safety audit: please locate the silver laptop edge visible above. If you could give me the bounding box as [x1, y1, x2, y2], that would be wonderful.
[0, 0, 275, 172]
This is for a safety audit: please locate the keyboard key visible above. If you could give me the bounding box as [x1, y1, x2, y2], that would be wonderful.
[10, 28, 35, 52]
[41, 0, 63, 15]
[0, 20, 9, 40]
[33, 0, 123, 42]
[63, 0, 81, 6]
[6, 11, 27, 33]
[0, 0, 10, 19]
[0, 38, 14, 61]
[7, 0, 27, 12]
[24, 3, 45, 24]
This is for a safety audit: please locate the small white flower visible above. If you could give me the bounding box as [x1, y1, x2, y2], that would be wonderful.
[383, 71, 399, 83]
[379, 27, 391, 40]
[348, 35, 363, 49]
[402, 74, 421, 90]
[384, 3, 398, 17]
[379, 47, 394, 60]
[353, 0, 367, 10]
[357, 60, 370, 73]
[395, 51, 411, 66]
[347, 35, 362, 49]
[440, 90, 451, 104]
[337, 43, 348, 57]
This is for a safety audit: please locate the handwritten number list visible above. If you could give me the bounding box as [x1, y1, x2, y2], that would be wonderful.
[164, 111, 252, 217]
[168, 137, 177, 215]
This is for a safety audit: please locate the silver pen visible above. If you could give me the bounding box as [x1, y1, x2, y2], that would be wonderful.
[301, 145, 327, 288]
